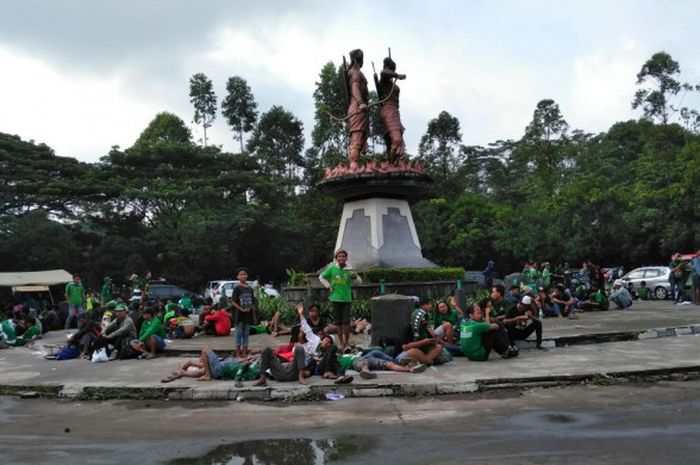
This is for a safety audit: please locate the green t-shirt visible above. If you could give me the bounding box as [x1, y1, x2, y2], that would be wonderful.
[542, 268, 551, 286]
[179, 296, 192, 310]
[321, 263, 353, 302]
[434, 308, 459, 327]
[1, 319, 17, 344]
[489, 298, 512, 318]
[638, 286, 651, 300]
[101, 283, 113, 301]
[459, 320, 493, 361]
[220, 361, 260, 381]
[138, 317, 166, 342]
[338, 354, 360, 370]
[15, 324, 40, 346]
[65, 283, 85, 306]
[594, 290, 609, 310]
[411, 308, 432, 340]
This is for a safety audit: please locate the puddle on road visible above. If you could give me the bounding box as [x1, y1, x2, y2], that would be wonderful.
[168, 436, 374, 465]
[508, 410, 599, 431]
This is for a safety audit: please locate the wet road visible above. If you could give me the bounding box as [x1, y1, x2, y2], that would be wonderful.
[1, 381, 699, 464]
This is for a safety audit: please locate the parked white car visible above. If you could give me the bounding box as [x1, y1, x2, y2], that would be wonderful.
[620, 266, 671, 300]
[205, 279, 268, 305]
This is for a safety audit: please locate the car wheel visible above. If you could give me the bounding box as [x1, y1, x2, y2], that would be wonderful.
[654, 286, 668, 300]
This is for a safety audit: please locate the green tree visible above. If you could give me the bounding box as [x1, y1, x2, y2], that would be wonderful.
[311, 62, 347, 168]
[189, 73, 217, 146]
[132, 112, 192, 149]
[511, 99, 570, 196]
[247, 105, 305, 181]
[221, 76, 258, 152]
[632, 51, 684, 124]
[418, 111, 463, 182]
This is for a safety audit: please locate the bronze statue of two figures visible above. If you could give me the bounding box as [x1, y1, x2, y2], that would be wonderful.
[345, 48, 405, 168]
[323, 48, 426, 180]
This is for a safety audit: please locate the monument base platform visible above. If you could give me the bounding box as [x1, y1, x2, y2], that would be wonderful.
[334, 197, 435, 270]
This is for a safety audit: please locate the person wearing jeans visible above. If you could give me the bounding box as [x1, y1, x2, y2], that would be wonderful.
[64, 274, 86, 329]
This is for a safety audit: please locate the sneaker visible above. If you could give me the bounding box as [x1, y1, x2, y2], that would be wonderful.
[410, 363, 427, 374]
[501, 350, 512, 359]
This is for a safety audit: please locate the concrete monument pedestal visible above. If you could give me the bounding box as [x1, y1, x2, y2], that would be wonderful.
[318, 171, 434, 271]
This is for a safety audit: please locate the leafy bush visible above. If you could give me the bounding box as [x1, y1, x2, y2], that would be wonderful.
[257, 295, 295, 323]
[285, 268, 309, 286]
[258, 295, 375, 324]
[362, 267, 465, 283]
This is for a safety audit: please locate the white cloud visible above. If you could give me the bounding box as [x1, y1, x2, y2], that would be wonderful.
[568, 38, 643, 133]
[0, 46, 161, 161]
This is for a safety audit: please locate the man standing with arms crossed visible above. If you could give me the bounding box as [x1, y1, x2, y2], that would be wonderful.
[319, 249, 361, 351]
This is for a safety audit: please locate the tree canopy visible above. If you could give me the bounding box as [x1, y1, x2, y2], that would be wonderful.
[2, 51, 700, 290]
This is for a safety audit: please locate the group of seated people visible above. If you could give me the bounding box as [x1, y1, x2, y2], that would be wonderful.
[0, 307, 43, 349]
[162, 284, 559, 386]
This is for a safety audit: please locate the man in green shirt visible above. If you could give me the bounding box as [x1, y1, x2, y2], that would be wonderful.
[1, 318, 21, 348]
[129, 308, 167, 359]
[541, 263, 552, 288]
[101, 276, 113, 303]
[460, 299, 516, 361]
[489, 284, 513, 323]
[64, 274, 86, 330]
[319, 249, 361, 351]
[433, 300, 459, 344]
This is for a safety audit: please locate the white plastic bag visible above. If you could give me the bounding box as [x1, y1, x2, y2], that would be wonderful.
[91, 347, 109, 363]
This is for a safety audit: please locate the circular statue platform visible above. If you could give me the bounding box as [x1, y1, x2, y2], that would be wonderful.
[317, 171, 432, 203]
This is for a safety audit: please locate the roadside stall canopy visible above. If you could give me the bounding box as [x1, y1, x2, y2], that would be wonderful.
[0, 269, 73, 288]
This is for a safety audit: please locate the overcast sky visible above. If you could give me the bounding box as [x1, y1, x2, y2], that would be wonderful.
[1, 0, 699, 163]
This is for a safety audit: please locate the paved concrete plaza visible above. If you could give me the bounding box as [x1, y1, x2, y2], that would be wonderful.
[1, 301, 699, 401]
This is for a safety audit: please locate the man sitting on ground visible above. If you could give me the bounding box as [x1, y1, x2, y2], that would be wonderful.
[503, 295, 546, 351]
[130, 307, 167, 359]
[254, 303, 319, 386]
[202, 304, 232, 336]
[98, 303, 137, 360]
[460, 298, 516, 361]
[394, 298, 443, 366]
[69, 312, 101, 359]
[489, 285, 512, 323]
[432, 299, 460, 345]
[550, 284, 576, 318]
[610, 279, 633, 310]
[505, 285, 521, 305]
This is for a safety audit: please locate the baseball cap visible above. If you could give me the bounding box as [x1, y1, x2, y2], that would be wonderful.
[521, 295, 533, 305]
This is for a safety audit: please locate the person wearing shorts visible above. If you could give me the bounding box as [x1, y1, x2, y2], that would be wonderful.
[319, 249, 361, 351]
[130, 307, 167, 360]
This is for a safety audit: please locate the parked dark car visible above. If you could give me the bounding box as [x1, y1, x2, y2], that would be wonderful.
[146, 284, 203, 306]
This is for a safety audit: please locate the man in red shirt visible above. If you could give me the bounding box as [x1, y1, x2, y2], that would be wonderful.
[203, 306, 232, 337]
